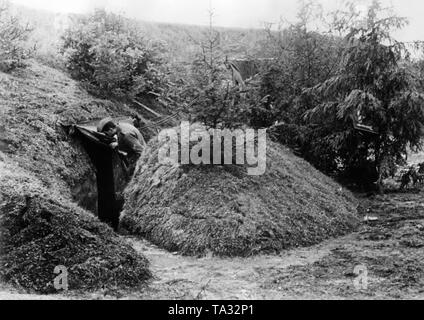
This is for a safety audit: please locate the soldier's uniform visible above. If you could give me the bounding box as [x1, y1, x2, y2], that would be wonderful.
[115, 122, 146, 159]
[96, 118, 147, 231]
[97, 118, 146, 176]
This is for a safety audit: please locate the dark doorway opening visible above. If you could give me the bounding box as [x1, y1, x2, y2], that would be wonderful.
[71, 125, 129, 231]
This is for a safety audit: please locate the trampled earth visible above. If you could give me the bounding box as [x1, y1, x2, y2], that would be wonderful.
[1, 191, 423, 300]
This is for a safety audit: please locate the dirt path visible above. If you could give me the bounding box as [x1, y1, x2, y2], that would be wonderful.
[1, 192, 423, 300]
[0, 235, 350, 300]
[123, 233, 358, 300]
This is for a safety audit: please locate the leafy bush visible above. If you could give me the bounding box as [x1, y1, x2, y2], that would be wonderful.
[62, 9, 165, 99]
[0, 1, 34, 72]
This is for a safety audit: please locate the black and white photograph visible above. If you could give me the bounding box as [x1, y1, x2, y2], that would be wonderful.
[0, 0, 423, 304]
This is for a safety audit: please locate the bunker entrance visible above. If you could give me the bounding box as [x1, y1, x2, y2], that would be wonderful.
[69, 123, 131, 231]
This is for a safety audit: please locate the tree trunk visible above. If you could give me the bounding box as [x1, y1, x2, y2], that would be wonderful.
[375, 142, 385, 195]
[376, 161, 384, 195]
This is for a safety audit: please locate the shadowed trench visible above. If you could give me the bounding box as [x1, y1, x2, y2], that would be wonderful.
[71, 125, 129, 231]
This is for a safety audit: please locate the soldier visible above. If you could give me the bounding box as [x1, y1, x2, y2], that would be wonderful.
[98, 118, 146, 174]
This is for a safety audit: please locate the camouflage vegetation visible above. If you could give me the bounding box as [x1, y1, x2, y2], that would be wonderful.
[121, 131, 359, 257]
[61, 9, 166, 99]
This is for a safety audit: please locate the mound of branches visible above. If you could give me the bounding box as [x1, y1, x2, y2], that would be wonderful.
[0, 161, 151, 294]
[121, 128, 359, 257]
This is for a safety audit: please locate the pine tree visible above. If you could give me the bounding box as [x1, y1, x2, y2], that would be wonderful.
[305, 0, 424, 192]
[0, 1, 33, 72]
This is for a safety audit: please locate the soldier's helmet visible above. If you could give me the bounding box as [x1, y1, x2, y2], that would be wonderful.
[97, 117, 115, 133]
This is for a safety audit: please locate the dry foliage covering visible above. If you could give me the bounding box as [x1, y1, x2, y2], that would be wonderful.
[121, 131, 360, 257]
[0, 160, 151, 293]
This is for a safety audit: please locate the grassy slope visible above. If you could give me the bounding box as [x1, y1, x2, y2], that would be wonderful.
[0, 61, 137, 200]
[0, 61, 151, 293]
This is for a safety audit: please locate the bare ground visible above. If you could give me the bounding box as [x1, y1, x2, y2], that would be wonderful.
[1, 191, 423, 300]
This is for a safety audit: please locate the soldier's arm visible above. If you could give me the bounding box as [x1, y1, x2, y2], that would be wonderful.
[124, 133, 144, 157]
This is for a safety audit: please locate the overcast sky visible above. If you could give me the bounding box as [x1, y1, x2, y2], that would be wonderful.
[8, 0, 424, 41]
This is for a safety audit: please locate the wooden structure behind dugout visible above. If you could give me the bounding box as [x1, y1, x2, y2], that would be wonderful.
[225, 57, 269, 91]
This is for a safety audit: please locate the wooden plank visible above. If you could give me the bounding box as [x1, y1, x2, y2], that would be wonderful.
[133, 99, 163, 118]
